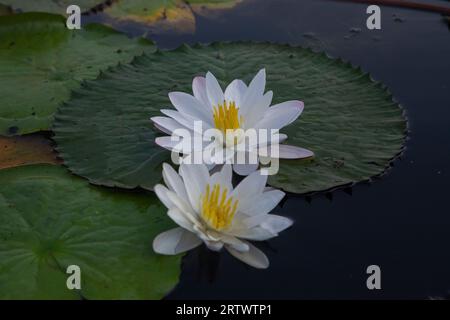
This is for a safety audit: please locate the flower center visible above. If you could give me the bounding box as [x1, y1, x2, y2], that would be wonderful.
[201, 184, 238, 231]
[213, 101, 243, 133]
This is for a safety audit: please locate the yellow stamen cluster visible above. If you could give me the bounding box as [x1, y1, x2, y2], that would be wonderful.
[201, 184, 238, 231]
[213, 101, 243, 133]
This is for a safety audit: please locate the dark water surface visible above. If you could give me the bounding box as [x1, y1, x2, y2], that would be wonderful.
[86, 0, 450, 299]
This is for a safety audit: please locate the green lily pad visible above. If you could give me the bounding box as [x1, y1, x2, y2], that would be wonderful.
[102, 0, 242, 34]
[0, 0, 103, 14]
[53, 42, 407, 194]
[0, 12, 154, 136]
[0, 164, 181, 299]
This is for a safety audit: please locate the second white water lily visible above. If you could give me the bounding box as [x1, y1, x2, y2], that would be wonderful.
[151, 69, 313, 176]
[153, 163, 293, 268]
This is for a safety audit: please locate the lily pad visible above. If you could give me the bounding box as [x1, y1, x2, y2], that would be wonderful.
[0, 164, 181, 299]
[53, 42, 407, 194]
[0, 0, 103, 14]
[102, 0, 242, 34]
[0, 133, 61, 169]
[0, 12, 154, 136]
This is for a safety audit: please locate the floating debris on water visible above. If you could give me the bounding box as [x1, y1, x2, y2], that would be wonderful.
[349, 27, 361, 34]
[393, 13, 405, 22]
[372, 35, 382, 42]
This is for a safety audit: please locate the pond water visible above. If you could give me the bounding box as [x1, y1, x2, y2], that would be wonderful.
[85, 0, 450, 299]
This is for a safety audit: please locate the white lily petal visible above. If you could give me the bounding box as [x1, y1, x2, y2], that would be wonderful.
[230, 226, 277, 241]
[166, 190, 195, 216]
[161, 109, 196, 131]
[231, 170, 267, 206]
[205, 240, 224, 252]
[206, 71, 224, 107]
[242, 213, 272, 228]
[244, 90, 273, 128]
[258, 144, 314, 159]
[192, 76, 211, 109]
[241, 69, 266, 112]
[261, 215, 294, 234]
[233, 163, 259, 176]
[252, 131, 288, 149]
[255, 100, 304, 130]
[154, 123, 171, 135]
[209, 164, 233, 191]
[193, 224, 209, 241]
[155, 136, 182, 152]
[167, 207, 195, 232]
[154, 184, 174, 209]
[278, 144, 314, 159]
[239, 189, 285, 216]
[275, 133, 288, 144]
[151, 116, 183, 135]
[225, 241, 269, 269]
[224, 79, 247, 107]
[219, 234, 250, 252]
[181, 151, 218, 168]
[153, 227, 202, 255]
[207, 142, 236, 165]
[179, 163, 209, 212]
[169, 92, 211, 123]
[162, 163, 189, 203]
[156, 135, 205, 153]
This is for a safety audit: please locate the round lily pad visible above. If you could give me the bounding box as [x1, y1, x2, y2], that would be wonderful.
[0, 12, 154, 136]
[0, 0, 103, 14]
[0, 164, 181, 299]
[53, 42, 407, 194]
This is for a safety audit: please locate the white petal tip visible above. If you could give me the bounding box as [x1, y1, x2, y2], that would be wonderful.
[277, 145, 314, 159]
[293, 100, 304, 113]
[226, 243, 270, 269]
[154, 137, 165, 147]
[284, 218, 294, 229]
[152, 234, 176, 255]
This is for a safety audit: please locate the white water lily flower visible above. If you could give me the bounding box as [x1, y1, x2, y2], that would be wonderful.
[151, 69, 314, 176]
[152, 163, 293, 269]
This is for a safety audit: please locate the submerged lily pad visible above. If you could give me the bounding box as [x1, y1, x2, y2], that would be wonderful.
[0, 165, 181, 299]
[0, 12, 154, 136]
[53, 42, 407, 194]
[0, 0, 103, 14]
[102, 0, 242, 34]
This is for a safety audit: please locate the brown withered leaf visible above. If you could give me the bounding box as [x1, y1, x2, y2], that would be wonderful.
[0, 133, 61, 169]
